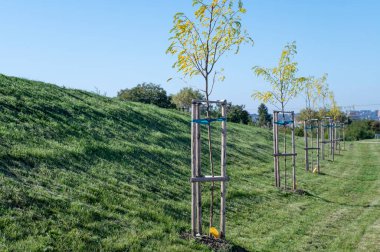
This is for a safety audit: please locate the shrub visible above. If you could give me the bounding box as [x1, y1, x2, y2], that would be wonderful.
[118, 83, 173, 108]
[345, 120, 375, 141]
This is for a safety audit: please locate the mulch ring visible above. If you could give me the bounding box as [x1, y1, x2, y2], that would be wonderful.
[180, 233, 248, 251]
[294, 189, 311, 196]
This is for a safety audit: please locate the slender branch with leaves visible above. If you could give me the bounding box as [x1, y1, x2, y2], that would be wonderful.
[303, 73, 328, 120]
[328, 91, 342, 121]
[252, 42, 306, 112]
[317, 79, 330, 118]
[167, 0, 253, 233]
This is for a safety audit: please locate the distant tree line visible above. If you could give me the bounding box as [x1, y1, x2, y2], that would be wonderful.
[117, 83, 256, 125]
[297, 108, 347, 123]
[345, 120, 380, 141]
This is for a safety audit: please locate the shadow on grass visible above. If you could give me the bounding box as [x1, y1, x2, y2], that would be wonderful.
[307, 192, 380, 209]
[317, 172, 379, 182]
[230, 243, 250, 252]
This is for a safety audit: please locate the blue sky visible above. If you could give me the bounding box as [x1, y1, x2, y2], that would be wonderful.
[0, 0, 379, 113]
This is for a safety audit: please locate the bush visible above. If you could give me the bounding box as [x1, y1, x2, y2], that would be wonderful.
[295, 126, 304, 137]
[118, 83, 173, 108]
[227, 104, 250, 124]
[171, 87, 204, 111]
[345, 120, 375, 141]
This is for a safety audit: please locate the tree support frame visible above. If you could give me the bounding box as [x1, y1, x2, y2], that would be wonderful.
[273, 111, 297, 190]
[304, 119, 320, 173]
[191, 99, 227, 239]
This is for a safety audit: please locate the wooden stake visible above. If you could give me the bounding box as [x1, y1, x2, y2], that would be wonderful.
[220, 101, 227, 239]
[331, 120, 335, 161]
[191, 102, 197, 236]
[276, 113, 280, 188]
[195, 102, 202, 235]
[317, 120, 320, 174]
[273, 112, 280, 187]
[292, 112, 296, 190]
[304, 121, 309, 172]
[343, 124, 346, 150]
[321, 122, 325, 160]
[273, 112, 277, 187]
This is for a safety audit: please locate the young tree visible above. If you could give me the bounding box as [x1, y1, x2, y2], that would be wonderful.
[252, 42, 306, 190]
[252, 42, 306, 112]
[303, 74, 328, 120]
[317, 80, 330, 118]
[167, 0, 252, 232]
[328, 91, 343, 121]
[172, 87, 204, 111]
[257, 103, 272, 127]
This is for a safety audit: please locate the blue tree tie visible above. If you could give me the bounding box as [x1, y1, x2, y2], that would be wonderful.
[305, 126, 319, 130]
[191, 118, 227, 125]
[274, 120, 294, 126]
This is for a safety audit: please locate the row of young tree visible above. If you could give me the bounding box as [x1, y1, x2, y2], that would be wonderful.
[161, 0, 380, 239]
[252, 41, 343, 121]
[119, 0, 345, 130]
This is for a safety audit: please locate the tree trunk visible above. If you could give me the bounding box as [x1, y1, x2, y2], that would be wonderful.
[281, 104, 287, 190]
[205, 77, 215, 235]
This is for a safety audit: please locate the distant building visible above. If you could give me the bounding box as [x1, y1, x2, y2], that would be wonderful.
[347, 110, 379, 121]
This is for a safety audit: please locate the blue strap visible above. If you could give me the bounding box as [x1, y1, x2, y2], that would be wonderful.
[274, 120, 294, 126]
[192, 117, 226, 124]
[305, 126, 318, 130]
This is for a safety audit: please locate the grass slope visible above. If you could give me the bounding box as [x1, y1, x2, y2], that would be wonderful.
[0, 74, 379, 251]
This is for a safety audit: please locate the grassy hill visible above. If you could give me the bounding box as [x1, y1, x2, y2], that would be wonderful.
[0, 74, 379, 251]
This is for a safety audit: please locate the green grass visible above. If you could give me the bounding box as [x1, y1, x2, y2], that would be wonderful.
[0, 74, 379, 251]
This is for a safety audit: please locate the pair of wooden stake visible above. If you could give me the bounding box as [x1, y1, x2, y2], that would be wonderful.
[304, 119, 320, 173]
[190, 100, 227, 239]
[321, 117, 335, 161]
[273, 111, 297, 190]
[333, 122, 344, 155]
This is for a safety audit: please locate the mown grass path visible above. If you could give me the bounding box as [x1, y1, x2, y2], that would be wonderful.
[230, 140, 380, 251]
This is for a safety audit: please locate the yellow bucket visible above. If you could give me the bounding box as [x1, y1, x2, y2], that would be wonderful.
[209, 227, 220, 238]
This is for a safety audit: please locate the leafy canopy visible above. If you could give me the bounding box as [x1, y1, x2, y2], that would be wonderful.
[252, 42, 306, 111]
[328, 91, 343, 121]
[167, 0, 252, 96]
[298, 108, 320, 122]
[302, 73, 328, 119]
[304, 74, 328, 109]
[171, 87, 204, 109]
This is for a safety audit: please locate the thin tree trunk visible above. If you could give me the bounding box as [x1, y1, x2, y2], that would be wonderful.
[205, 77, 215, 234]
[207, 110, 215, 231]
[282, 106, 287, 190]
[283, 123, 287, 190]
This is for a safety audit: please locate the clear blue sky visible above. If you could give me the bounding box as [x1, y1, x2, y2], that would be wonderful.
[0, 0, 379, 113]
